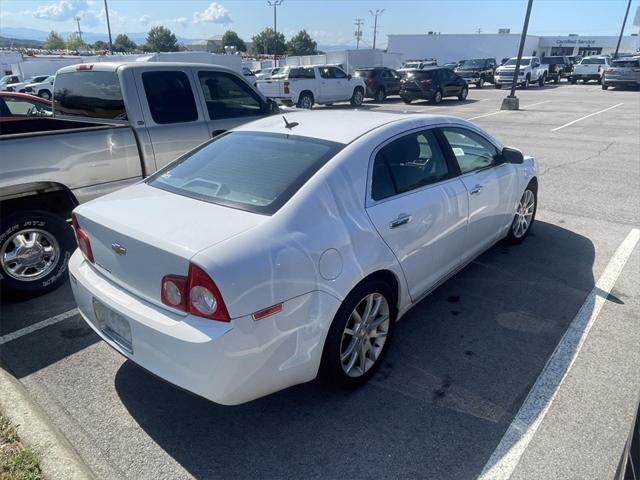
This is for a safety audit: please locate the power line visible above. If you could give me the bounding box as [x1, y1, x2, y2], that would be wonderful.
[354, 18, 364, 49]
[369, 9, 384, 49]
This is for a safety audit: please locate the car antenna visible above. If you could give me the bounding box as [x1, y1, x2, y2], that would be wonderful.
[282, 116, 299, 130]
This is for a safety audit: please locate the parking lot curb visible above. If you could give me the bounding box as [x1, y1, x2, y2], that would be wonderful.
[0, 364, 95, 480]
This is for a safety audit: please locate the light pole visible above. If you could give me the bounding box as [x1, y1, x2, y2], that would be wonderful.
[501, 0, 533, 111]
[267, 0, 284, 67]
[369, 9, 384, 49]
[613, 0, 632, 59]
[104, 0, 114, 54]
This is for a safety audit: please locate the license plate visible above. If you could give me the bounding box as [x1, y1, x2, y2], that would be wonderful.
[92, 298, 133, 354]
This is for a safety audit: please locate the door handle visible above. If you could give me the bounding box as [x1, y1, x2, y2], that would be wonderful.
[390, 214, 412, 229]
[469, 184, 483, 195]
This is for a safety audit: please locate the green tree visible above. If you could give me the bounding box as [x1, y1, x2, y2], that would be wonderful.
[220, 30, 247, 53]
[92, 40, 109, 50]
[65, 32, 84, 51]
[113, 33, 137, 52]
[251, 28, 286, 56]
[145, 26, 178, 52]
[43, 30, 65, 50]
[286, 30, 317, 56]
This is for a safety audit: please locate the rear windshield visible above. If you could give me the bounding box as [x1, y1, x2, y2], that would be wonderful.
[406, 70, 435, 79]
[580, 58, 606, 65]
[461, 59, 485, 68]
[53, 71, 126, 120]
[612, 59, 639, 67]
[147, 132, 343, 215]
[543, 57, 565, 64]
[355, 69, 375, 78]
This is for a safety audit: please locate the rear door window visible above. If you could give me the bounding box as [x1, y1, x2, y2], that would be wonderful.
[54, 71, 126, 120]
[142, 70, 198, 124]
[197, 71, 263, 119]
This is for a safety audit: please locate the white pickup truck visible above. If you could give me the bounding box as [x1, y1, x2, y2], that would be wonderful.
[256, 65, 366, 109]
[570, 56, 610, 84]
[494, 56, 549, 89]
[23, 75, 55, 99]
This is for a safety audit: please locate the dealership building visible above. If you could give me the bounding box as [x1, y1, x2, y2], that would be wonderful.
[387, 33, 640, 64]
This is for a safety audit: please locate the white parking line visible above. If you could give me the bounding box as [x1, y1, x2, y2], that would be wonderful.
[0, 308, 79, 345]
[551, 103, 624, 132]
[478, 228, 640, 480]
[415, 98, 490, 113]
[466, 101, 549, 121]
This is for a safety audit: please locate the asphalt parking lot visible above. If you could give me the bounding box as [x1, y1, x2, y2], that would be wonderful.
[1, 83, 639, 479]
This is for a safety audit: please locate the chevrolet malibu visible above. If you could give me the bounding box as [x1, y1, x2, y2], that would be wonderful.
[69, 111, 538, 405]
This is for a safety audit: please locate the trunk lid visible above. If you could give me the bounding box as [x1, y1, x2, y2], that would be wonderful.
[75, 183, 266, 307]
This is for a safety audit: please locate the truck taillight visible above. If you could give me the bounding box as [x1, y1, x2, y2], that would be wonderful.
[161, 263, 230, 322]
[71, 213, 94, 263]
[367, 79, 374, 86]
[421, 79, 433, 87]
[284, 81, 290, 94]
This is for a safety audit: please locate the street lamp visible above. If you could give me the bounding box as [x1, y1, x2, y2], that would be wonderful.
[369, 9, 384, 49]
[267, 0, 284, 67]
[501, 0, 533, 111]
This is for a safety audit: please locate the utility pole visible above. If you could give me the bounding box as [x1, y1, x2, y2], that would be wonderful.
[104, 0, 114, 54]
[614, 0, 632, 59]
[267, 0, 283, 67]
[75, 16, 83, 43]
[354, 18, 364, 49]
[369, 9, 384, 49]
[501, 0, 533, 111]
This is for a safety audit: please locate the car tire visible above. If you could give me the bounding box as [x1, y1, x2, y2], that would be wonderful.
[350, 87, 364, 106]
[319, 279, 396, 389]
[430, 89, 443, 104]
[538, 74, 545, 87]
[554, 76, 560, 84]
[523, 75, 530, 89]
[297, 92, 314, 109]
[602, 84, 609, 90]
[571, 77, 577, 84]
[477, 77, 484, 88]
[402, 97, 412, 104]
[38, 90, 52, 100]
[0, 210, 76, 300]
[494, 83, 502, 89]
[458, 86, 468, 100]
[504, 182, 537, 245]
[374, 87, 386, 103]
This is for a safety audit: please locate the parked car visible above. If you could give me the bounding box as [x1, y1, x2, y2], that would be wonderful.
[256, 65, 366, 109]
[494, 56, 548, 89]
[570, 56, 610, 84]
[0, 92, 52, 121]
[242, 67, 257, 87]
[23, 75, 55, 99]
[5, 75, 51, 93]
[398, 59, 437, 72]
[602, 57, 640, 90]
[0, 61, 278, 299]
[354, 67, 402, 102]
[0, 74, 22, 91]
[454, 58, 497, 88]
[68, 110, 538, 405]
[541, 56, 572, 83]
[567, 55, 583, 66]
[399, 67, 468, 104]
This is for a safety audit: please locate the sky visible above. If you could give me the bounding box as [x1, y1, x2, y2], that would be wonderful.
[1, 0, 639, 47]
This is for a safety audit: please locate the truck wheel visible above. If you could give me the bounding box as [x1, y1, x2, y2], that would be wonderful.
[297, 92, 314, 109]
[538, 74, 545, 87]
[402, 97, 412, 104]
[570, 76, 577, 84]
[350, 87, 364, 107]
[523, 75, 530, 89]
[38, 90, 52, 100]
[477, 77, 484, 88]
[602, 84, 609, 90]
[374, 87, 386, 103]
[554, 76, 559, 84]
[0, 210, 75, 300]
[494, 83, 502, 89]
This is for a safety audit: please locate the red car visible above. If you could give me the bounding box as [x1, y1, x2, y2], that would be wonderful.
[0, 91, 52, 121]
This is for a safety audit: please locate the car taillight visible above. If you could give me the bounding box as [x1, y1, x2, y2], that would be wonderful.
[71, 213, 94, 263]
[284, 81, 290, 94]
[421, 79, 433, 86]
[161, 264, 230, 321]
[400, 79, 406, 84]
[367, 79, 374, 86]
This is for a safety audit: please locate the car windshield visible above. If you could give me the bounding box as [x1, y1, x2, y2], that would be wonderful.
[462, 60, 485, 68]
[404, 62, 421, 68]
[148, 132, 344, 215]
[504, 58, 529, 66]
[581, 58, 606, 65]
[612, 59, 639, 67]
[544, 57, 565, 64]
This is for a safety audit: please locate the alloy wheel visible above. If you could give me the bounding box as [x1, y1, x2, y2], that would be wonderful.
[0, 228, 59, 281]
[340, 293, 390, 378]
[512, 189, 535, 238]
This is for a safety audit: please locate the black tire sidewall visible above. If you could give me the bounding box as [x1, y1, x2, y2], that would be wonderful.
[0, 211, 75, 299]
[319, 280, 397, 388]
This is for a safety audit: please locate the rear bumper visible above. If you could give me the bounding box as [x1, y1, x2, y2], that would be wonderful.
[603, 78, 640, 86]
[69, 251, 341, 405]
[572, 73, 602, 80]
[400, 89, 433, 100]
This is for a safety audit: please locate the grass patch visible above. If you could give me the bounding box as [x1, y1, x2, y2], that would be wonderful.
[0, 415, 42, 480]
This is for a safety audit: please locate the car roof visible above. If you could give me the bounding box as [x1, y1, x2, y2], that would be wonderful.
[56, 61, 242, 75]
[0, 91, 51, 103]
[231, 110, 468, 144]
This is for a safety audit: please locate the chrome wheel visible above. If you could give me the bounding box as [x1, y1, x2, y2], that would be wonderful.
[460, 87, 468, 100]
[478, 77, 484, 88]
[433, 90, 442, 103]
[352, 89, 364, 106]
[512, 189, 535, 238]
[299, 94, 313, 109]
[340, 293, 390, 378]
[39, 90, 51, 100]
[0, 229, 59, 281]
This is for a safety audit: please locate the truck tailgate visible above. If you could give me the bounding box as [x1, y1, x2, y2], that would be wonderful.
[256, 79, 286, 99]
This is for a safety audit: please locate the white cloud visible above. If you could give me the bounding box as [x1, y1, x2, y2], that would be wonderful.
[176, 17, 189, 28]
[31, 0, 90, 21]
[139, 14, 151, 27]
[193, 2, 231, 24]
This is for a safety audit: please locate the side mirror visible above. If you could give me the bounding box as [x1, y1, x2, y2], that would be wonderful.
[266, 98, 279, 113]
[347, 74, 352, 80]
[501, 146, 524, 164]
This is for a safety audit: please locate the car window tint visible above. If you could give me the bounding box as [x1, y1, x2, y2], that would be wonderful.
[54, 71, 126, 120]
[441, 127, 498, 174]
[331, 67, 348, 79]
[319, 67, 332, 79]
[142, 71, 198, 124]
[289, 68, 315, 79]
[372, 130, 450, 201]
[148, 132, 343, 215]
[3, 97, 51, 116]
[198, 71, 262, 120]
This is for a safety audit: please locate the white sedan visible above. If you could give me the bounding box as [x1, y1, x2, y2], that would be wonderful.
[69, 111, 538, 405]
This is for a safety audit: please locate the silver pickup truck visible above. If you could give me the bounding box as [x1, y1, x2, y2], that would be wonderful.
[0, 61, 278, 298]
